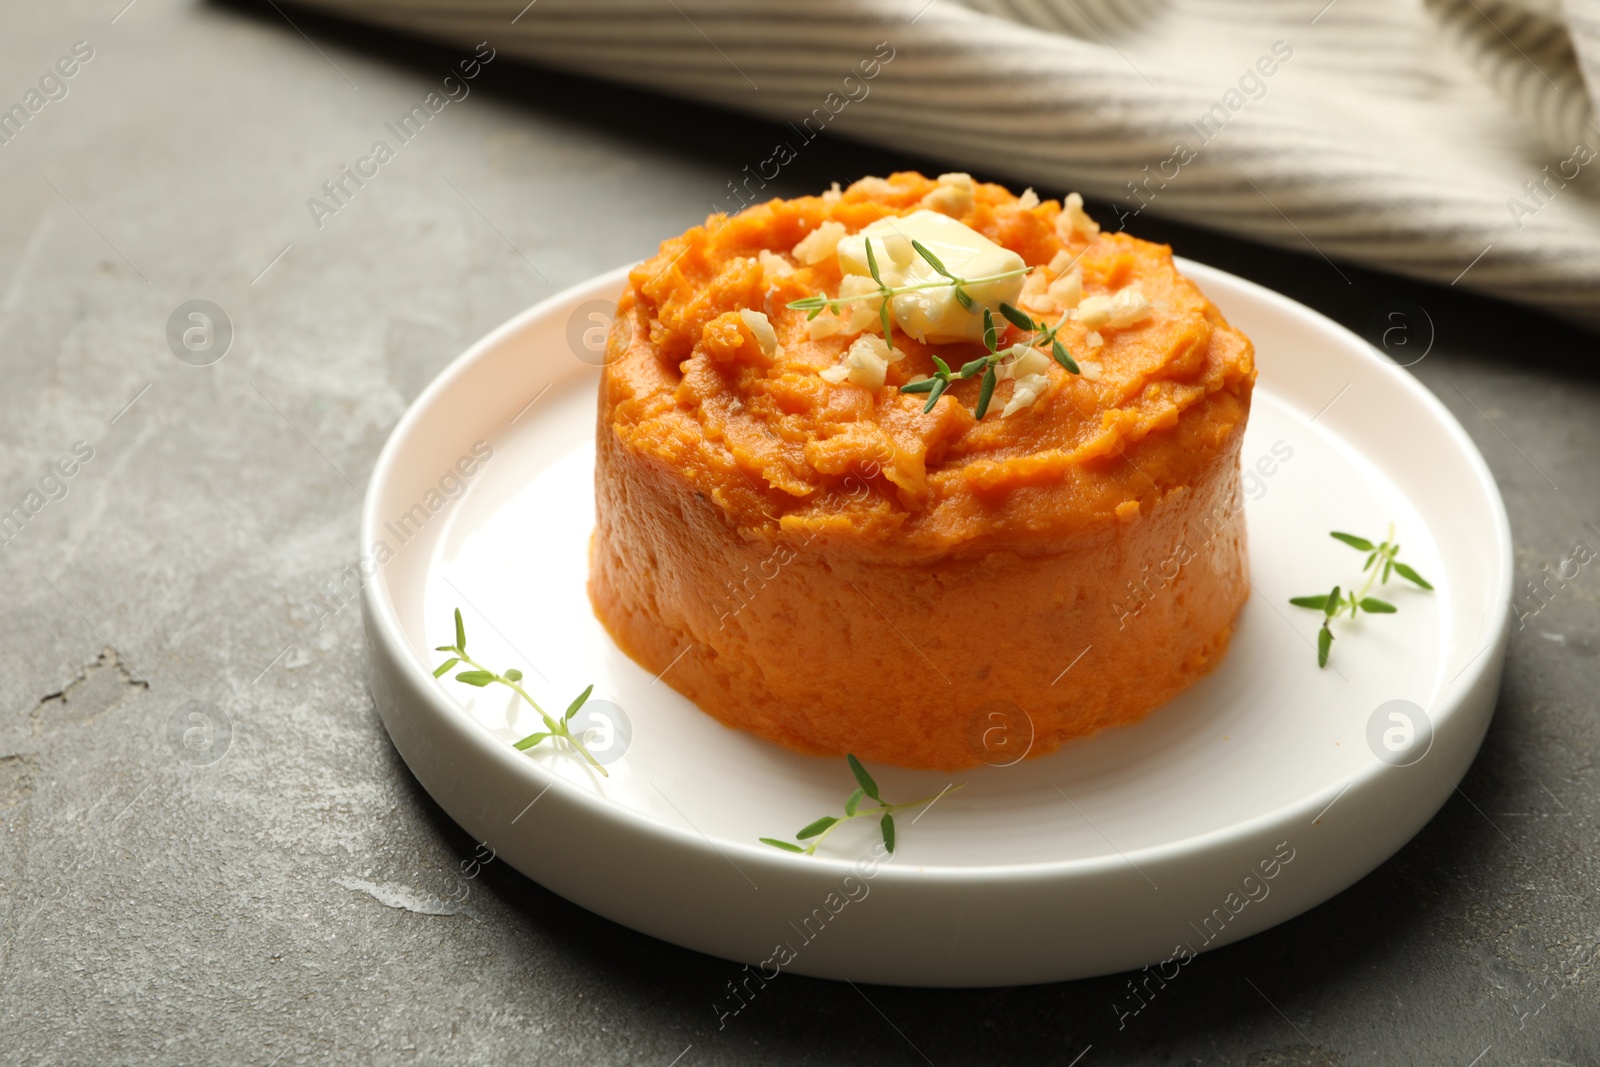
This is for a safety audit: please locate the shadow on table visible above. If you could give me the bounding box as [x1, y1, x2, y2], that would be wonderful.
[386, 716, 1513, 1063]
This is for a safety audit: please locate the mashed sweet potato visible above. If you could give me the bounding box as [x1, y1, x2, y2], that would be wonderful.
[589, 172, 1255, 770]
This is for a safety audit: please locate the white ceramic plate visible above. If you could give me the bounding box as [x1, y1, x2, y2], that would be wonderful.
[361, 260, 1510, 987]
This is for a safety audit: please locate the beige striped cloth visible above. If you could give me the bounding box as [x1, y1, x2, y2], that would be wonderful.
[301, 0, 1600, 328]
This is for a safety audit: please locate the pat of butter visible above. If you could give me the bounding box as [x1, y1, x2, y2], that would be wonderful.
[835, 210, 1026, 345]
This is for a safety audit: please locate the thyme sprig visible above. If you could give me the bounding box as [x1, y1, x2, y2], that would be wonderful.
[866, 239, 895, 345]
[789, 234, 1078, 421]
[434, 607, 609, 776]
[784, 236, 1029, 335]
[998, 301, 1081, 375]
[1290, 526, 1434, 668]
[898, 306, 1003, 413]
[760, 754, 960, 856]
[898, 302, 1081, 418]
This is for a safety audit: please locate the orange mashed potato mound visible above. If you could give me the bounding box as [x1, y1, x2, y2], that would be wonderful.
[589, 172, 1255, 770]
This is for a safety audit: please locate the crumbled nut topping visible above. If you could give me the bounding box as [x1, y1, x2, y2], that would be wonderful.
[793, 220, 847, 265]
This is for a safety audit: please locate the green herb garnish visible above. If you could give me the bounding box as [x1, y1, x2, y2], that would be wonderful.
[434, 607, 610, 776]
[760, 754, 960, 856]
[896, 308, 1002, 414]
[910, 239, 976, 310]
[1290, 525, 1433, 668]
[862, 237, 895, 349]
[898, 353, 957, 413]
[789, 236, 1079, 421]
[785, 237, 1028, 334]
[896, 302, 1081, 420]
[998, 301, 1081, 375]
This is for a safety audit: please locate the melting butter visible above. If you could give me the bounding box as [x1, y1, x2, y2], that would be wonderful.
[836, 210, 1026, 345]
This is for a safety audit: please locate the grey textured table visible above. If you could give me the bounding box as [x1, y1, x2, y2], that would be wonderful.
[2, 2, 1597, 1064]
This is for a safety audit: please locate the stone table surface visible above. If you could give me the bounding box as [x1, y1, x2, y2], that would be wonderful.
[1, 2, 1597, 1064]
